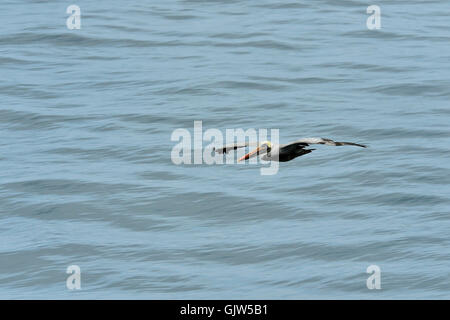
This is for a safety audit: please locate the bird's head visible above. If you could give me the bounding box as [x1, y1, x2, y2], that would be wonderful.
[238, 140, 272, 162]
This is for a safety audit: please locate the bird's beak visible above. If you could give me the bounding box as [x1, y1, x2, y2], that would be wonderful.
[238, 146, 262, 162]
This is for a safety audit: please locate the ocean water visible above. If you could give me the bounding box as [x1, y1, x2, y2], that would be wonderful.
[1, 0, 450, 299]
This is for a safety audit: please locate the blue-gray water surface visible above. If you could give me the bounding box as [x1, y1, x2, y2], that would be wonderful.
[1, 0, 450, 299]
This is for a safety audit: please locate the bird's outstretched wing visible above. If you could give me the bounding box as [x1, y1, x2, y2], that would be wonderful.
[213, 141, 259, 154]
[289, 137, 367, 148]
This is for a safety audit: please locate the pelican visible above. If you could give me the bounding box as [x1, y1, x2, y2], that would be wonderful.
[214, 137, 366, 162]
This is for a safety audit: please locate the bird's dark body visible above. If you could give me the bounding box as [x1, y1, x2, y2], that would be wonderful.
[264, 143, 314, 162]
[278, 148, 313, 162]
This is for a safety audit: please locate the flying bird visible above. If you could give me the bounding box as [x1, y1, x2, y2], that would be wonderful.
[214, 137, 366, 162]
